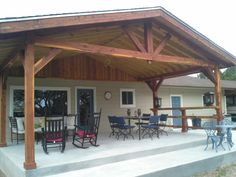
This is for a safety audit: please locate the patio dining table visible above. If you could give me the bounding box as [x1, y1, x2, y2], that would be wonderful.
[124, 116, 150, 140]
[215, 124, 236, 149]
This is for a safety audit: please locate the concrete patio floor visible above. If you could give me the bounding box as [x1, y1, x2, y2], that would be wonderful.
[1, 129, 236, 177]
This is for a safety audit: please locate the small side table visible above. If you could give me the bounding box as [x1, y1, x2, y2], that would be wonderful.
[216, 124, 236, 150]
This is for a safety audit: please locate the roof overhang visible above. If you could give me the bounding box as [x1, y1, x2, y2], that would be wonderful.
[0, 7, 235, 81]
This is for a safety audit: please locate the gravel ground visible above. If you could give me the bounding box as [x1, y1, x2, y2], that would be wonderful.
[0, 170, 6, 177]
[193, 164, 236, 177]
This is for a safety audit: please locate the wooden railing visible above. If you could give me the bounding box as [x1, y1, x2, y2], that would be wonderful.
[151, 106, 218, 132]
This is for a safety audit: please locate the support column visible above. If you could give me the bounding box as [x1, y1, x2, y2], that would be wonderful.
[0, 73, 7, 147]
[23, 43, 36, 169]
[181, 109, 187, 132]
[214, 67, 223, 123]
[146, 79, 163, 115]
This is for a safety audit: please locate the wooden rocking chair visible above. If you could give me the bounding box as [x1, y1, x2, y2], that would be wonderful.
[41, 116, 67, 154]
[72, 109, 101, 148]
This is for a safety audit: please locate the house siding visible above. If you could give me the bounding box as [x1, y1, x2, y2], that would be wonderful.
[6, 77, 225, 135]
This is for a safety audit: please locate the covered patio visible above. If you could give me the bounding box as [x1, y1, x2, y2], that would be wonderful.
[0, 6, 236, 173]
[1, 130, 236, 177]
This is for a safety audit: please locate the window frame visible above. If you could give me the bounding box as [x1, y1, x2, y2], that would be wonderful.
[120, 88, 136, 108]
[9, 86, 71, 117]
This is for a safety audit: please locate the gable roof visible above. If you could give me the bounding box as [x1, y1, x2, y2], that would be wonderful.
[0, 7, 235, 81]
[164, 76, 236, 89]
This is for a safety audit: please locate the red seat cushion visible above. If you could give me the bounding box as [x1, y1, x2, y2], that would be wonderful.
[45, 132, 63, 143]
[46, 138, 63, 143]
[75, 130, 96, 139]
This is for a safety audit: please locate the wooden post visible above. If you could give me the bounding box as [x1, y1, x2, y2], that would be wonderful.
[0, 73, 7, 147]
[181, 109, 188, 132]
[214, 67, 223, 123]
[23, 42, 36, 169]
[152, 89, 158, 115]
[146, 79, 163, 115]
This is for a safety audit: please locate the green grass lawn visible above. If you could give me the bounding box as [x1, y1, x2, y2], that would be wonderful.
[193, 164, 236, 177]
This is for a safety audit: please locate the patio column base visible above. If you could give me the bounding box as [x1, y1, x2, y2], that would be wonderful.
[0, 143, 7, 147]
[24, 162, 37, 170]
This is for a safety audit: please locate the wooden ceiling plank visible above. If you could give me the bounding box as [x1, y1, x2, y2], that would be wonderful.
[35, 37, 215, 67]
[141, 66, 202, 81]
[122, 27, 146, 52]
[34, 48, 61, 75]
[154, 33, 171, 55]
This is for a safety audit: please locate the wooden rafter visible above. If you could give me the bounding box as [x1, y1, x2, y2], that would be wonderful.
[122, 27, 146, 53]
[154, 33, 171, 55]
[153, 21, 235, 66]
[34, 37, 215, 67]
[201, 68, 216, 84]
[34, 48, 61, 75]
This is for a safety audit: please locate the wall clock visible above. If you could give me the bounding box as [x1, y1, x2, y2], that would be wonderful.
[104, 91, 112, 100]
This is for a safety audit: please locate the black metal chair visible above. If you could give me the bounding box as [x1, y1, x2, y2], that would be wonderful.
[141, 116, 160, 139]
[108, 116, 120, 138]
[203, 121, 224, 152]
[159, 114, 168, 136]
[115, 116, 135, 140]
[135, 113, 150, 134]
[41, 116, 67, 154]
[72, 110, 101, 148]
[9, 116, 25, 144]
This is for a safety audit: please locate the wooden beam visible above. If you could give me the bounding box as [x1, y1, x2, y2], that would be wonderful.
[23, 43, 36, 170]
[155, 78, 163, 91]
[154, 33, 171, 55]
[0, 52, 19, 73]
[34, 48, 61, 75]
[144, 22, 153, 53]
[122, 27, 146, 53]
[35, 37, 215, 67]
[0, 73, 7, 147]
[201, 68, 216, 84]
[214, 67, 223, 123]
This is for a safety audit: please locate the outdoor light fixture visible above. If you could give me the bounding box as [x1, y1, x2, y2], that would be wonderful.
[147, 60, 152, 64]
[203, 92, 214, 106]
[154, 97, 162, 108]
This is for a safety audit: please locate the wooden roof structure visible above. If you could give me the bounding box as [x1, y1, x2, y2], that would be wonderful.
[0, 7, 235, 170]
[0, 7, 235, 81]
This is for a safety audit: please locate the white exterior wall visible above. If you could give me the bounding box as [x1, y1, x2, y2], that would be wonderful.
[6, 77, 226, 134]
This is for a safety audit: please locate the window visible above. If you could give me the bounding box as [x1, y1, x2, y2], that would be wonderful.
[120, 89, 135, 108]
[12, 88, 69, 117]
[226, 96, 236, 106]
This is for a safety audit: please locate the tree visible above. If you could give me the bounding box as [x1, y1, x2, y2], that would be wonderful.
[197, 72, 207, 79]
[222, 66, 236, 80]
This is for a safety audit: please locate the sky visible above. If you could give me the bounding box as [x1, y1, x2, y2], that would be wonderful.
[0, 0, 235, 57]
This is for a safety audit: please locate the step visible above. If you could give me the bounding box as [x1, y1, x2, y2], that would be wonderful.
[25, 139, 206, 177]
[47, 145, 236, 177]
